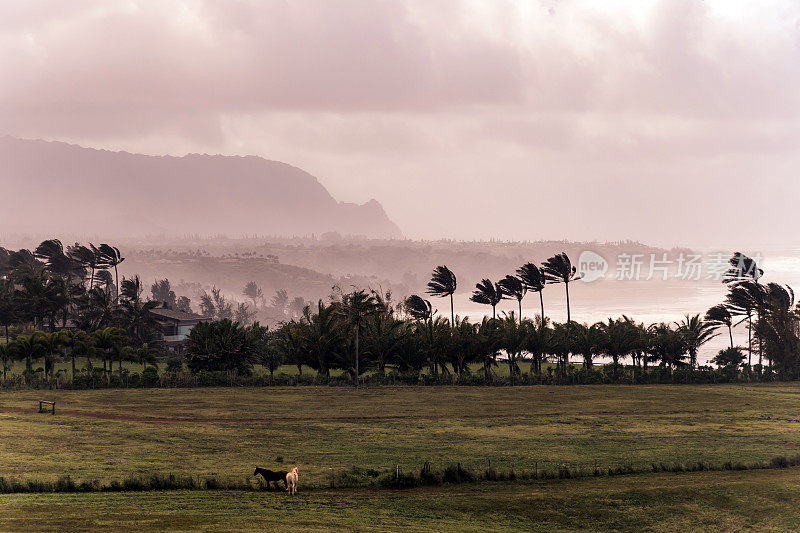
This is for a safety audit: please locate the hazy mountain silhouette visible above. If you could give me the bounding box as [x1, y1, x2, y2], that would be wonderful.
[0, 136, 402, 239]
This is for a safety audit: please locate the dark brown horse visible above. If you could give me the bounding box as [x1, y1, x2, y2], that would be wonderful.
[253, 467, 289, 490]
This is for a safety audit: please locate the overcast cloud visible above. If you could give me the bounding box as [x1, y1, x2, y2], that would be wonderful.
[2, 0, 799, 246]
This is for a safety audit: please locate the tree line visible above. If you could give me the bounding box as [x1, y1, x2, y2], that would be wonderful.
[2, 240, 798, 385]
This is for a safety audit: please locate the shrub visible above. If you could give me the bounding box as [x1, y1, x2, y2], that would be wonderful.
[142, 366, 160, 387]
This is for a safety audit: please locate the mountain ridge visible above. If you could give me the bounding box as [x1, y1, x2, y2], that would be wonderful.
[0, 136, 402, 239]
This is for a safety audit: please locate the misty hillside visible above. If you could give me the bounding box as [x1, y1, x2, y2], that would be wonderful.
[0, 136, 402, 239]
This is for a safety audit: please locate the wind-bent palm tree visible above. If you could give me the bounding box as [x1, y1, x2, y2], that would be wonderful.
[35, 239, 76, 279]
[336, 290, 381, 385]
[426, 265, 457, 326]
[726, 281, 763, 369]
[542, 253, 581, 323]
[96, 244, 124, 302]
[271, 289, 289, 315]
[498, 275, 526, 323]
[404, 295, 433, 322]
[517, 263, 546, 321]
[755, 283, 797, 373]
[676, 314, 718, 368]
[470, 279, 503, 319]
[69, 244, 101, 289]
[119, 276, 161, 346]
[243, 281, 263, 309]
[722, 252, 763, 284]
[705, 304, 734, 349]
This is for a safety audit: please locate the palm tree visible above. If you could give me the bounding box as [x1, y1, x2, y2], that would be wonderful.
[40, 331, 67, 378]
[251, 323, 282, 383]
[96, 244, 125, 302]
[300, 300, 345, 377]
[69, 244, 101, 289]
[0, 279, 18, 343]
[676, 314, 718, 368]
[128, 343, 160, 371]
[11, 332, 46, 373]
[273, 321, 306, 376]
[722, 252, 763, 284]
[0, 342, 12, 382]
[243, 281, 263, 309]
[570, 322, 602, 368]
[60, 329, 92, 378]
[476, 316, 502, 381]
[363, 311, 407, 375]
[119, 276, 161, 346]
[498, 312, 527, 384]
[523, 315, 551, 379]
[92, 327, 127, 374]
[517, 263, 546, 322]
[271, 289, 289, 316]
[705, 304, 734, 349]
[426, 265, 457, 326]
[755, 283, 798, 373]
[549, 322, 573, 375]
[470, 279, 503, 319]
[498, 275, 526, 323]
[726, 281, 763, 369]
[449, 317, 480, 376]
[647, 323, 687, 374]
[336, 290, 381, 384]
[542, 253, 581, 323]
[35, 239, 78, 279]
[404, 295, 433, 322]
[596, 318, 639, 377]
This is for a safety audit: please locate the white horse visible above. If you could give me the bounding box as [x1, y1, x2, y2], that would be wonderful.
[285, 467, 299, 495]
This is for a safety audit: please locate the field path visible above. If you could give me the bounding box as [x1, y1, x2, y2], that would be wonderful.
[0, 405, 503, 424]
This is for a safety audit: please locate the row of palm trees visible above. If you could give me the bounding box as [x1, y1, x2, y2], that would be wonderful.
[426, 252, 579, 325]
[704, 253, 799, 373]
[0, 240, 161, 346]
[3, 240, 798, 383]
[0, 327, 159, 380]
[410, 251, 799, 375]
[267, 292, 731, 384]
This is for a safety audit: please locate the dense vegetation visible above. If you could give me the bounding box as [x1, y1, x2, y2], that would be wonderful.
[1, 240, 798, 387]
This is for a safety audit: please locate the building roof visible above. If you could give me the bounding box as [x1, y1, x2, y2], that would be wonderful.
[149, 308, 208, 323]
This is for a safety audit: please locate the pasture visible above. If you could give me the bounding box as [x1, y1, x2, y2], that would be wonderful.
[5, 468, 800, 531]
[3, 384, 800, 530]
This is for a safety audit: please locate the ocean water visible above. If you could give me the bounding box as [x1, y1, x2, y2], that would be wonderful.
[451, 247, 800, 366]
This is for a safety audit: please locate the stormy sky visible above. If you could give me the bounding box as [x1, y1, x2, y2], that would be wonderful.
[2, 0, 799, 246]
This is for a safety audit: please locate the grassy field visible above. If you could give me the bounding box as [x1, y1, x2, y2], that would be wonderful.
[4, 469, 800, 531]
[3, 383, 800, 530]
